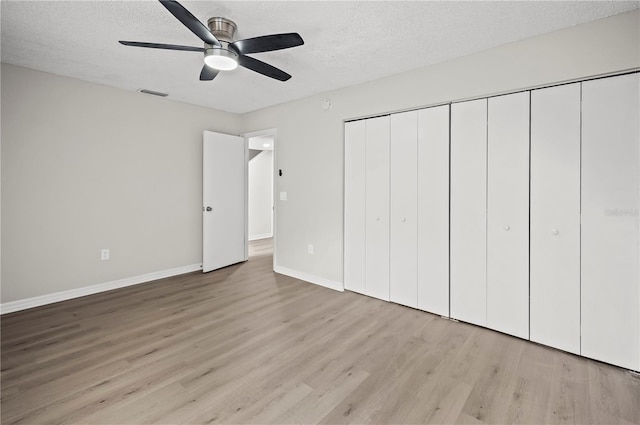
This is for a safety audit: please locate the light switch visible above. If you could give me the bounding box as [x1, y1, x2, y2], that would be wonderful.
[280, 191, 287, 201]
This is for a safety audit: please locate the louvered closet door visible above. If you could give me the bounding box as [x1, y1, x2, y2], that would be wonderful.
[450, 99, 487, 326]
[365, 115, 391, 301]
[530, 83, 581, 354]
[582, 73, 639, 371]
[417, 105, 450, 316]
[344, 120, 366, 294]
[486, 92, 530, 340]
[390, 111, 418, 307]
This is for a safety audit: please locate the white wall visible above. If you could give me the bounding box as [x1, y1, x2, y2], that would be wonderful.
[2, 9, 639, 306]
[1, 63, 241, 303]
[248, 150, 273, 240]
[239, 9, 640, 286]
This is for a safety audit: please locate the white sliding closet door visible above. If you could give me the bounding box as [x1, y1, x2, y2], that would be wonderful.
[451, 99, 487, 326]
[530, 83, 581, 354]
[344, 120, 366, 294]
[487, 92, 530, 340]
[390, 111, 418, 307]
[365, 116, 391, 301]
[417, 105, 450, 316]
[582, 73, 639, 371]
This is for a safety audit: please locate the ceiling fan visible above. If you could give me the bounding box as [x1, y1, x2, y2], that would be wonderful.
[119, 0, 304, 82]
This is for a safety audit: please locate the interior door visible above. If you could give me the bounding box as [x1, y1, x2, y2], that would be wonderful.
[581, 73, 640, 370]
[365, 115, 390, 301]
[530, 83, 581, 354]
[344, 120, 367, 294]
[486, 91, 530, 340]
[203, 130, 248, 272]
[450, 99, 488, 326]
[417, 105, 450, 317]
[390, 110, 418, 308]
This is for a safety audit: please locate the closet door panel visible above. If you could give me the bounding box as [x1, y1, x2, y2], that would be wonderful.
[390, 111, 418, 308]
[450, 99, 487, 326]
[530, 83, 581, 354]
[417, 105, 450, 316]
[486, 92, 530, 339]
[365, 116, 391, 301]
[582, 74, 639, 370]
[344, 120, 366, 294]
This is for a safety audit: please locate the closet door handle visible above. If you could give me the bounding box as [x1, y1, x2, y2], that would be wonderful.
[551, 228, 559, 236]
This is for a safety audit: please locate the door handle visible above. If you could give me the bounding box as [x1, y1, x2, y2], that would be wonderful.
[205, 206, 213, 212]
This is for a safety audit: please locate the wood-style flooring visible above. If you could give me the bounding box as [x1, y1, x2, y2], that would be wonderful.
[2, 239, 639, 424]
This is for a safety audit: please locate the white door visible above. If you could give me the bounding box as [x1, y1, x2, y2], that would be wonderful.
[581, 73, 640, 370]
[365, 116, 390, 301]
[417, 105, 450, 317]
[203, 131, 248, 272]
[530, 83, 581, 354]
[344, 120, 366, 294]
[390, 111, 418, 308]
[450, 99, 488, 326]
[486, 91, 530, 340]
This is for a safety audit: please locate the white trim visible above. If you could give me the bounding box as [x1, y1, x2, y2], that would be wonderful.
[275, 266, 344, 292]
[0, 264, 202, 315]
[249, 233, 273, 241]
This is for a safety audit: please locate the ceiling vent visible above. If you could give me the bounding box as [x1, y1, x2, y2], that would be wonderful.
[137, 89, 168, 97]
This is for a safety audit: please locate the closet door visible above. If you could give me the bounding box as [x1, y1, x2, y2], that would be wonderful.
[417, 105, 450, 316]
[365, 115, 391, 301]
[390, 111, 418, 307]
[344, 120, 366, 294]
[530, 83, 581, 354]
[450, 99, 487, 326]
[486, 92, 530, 339]
[582, 73, 639, 371]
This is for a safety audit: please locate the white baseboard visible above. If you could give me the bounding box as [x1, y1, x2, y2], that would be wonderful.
[249, 233, 273, 241]
[274, 266, 343, 292]
[0, 263, 202, 315]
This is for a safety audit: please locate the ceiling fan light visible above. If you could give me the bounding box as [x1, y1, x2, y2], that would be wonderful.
[204, 48, 238, 71]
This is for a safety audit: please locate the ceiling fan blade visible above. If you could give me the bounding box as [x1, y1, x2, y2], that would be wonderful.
[119, 41, 205, 52]
[159, 0, 220, 47]
[229, 33, 304, 55]
[238, 55, 291, 81]
[200, 65, 219, 81]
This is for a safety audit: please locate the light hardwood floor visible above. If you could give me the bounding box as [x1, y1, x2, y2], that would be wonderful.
[2, 239, 639, 424]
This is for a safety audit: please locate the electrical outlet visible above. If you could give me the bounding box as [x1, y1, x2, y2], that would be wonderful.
[308, 244, 314, 254]
[101, 249, 110, 261]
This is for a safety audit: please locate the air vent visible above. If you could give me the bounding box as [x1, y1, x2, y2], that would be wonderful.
[137, 89, 168, 97]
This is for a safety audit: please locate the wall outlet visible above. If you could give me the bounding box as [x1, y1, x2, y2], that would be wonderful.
[308, 244, 314, 254]
[101, 249, 110, 261]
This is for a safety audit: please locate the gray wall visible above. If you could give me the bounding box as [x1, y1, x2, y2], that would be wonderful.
[1, 64, 241, 302]
[239, 10, 640, 287]
[2, 9, 639, 304]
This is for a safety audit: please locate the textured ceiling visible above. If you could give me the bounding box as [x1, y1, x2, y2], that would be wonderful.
[2, 1, 638, 114]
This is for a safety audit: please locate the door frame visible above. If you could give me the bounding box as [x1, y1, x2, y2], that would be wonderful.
[242, 128, 277, 271]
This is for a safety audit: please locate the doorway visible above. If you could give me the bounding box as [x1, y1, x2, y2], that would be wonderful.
[244, 129, 277, 268]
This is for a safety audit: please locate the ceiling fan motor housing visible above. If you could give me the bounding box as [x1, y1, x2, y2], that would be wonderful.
[207, 17, 237, 43]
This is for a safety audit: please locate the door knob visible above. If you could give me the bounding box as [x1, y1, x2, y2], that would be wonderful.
[504, 224, 510, 231]
[402, 218, 406, 223]
[551, 228, 559, 236]
[205, 206, 213, 212]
